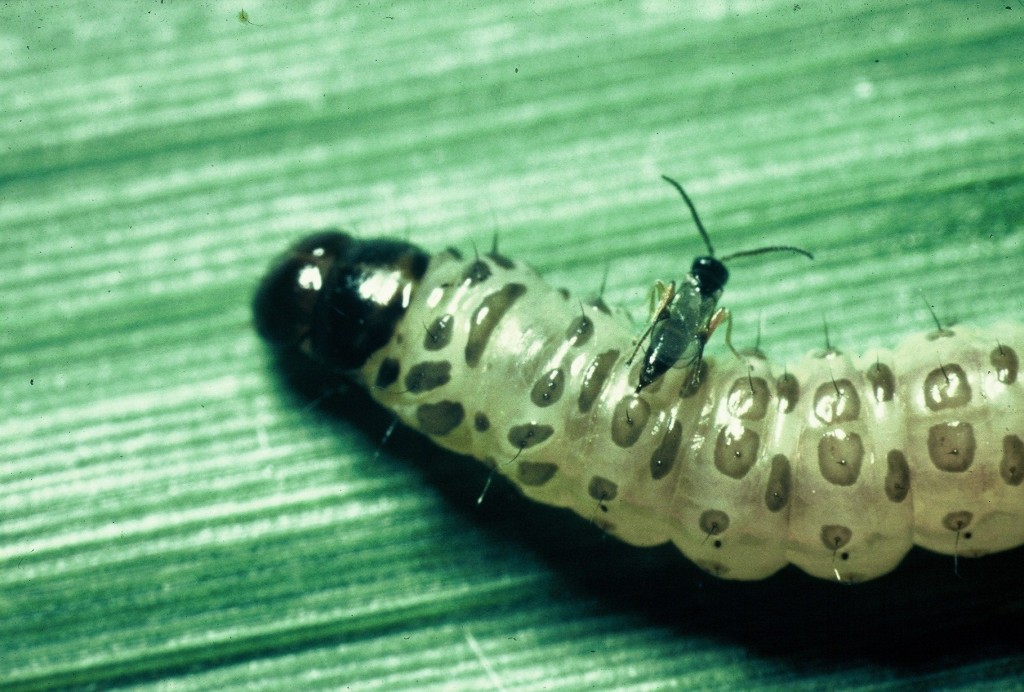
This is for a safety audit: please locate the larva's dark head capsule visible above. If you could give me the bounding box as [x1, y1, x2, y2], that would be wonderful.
[690, 256, 729, 297]
[253, 231, 429, 371]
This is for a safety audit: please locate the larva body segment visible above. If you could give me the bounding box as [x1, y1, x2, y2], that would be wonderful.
[254, 232, 1024, 583]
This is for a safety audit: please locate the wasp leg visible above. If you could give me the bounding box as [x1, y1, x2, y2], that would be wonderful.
[626, 280, 676, 366]
[707, 307, 741, 360]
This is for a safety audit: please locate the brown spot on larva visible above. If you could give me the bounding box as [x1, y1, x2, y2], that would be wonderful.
[817, 430, 864, 486]
[444, 246, 464, 260]
[375, 358, 400, 388]
[713, 424, 760, 479]
[530, 368, 566, 407]
[926, 328, 956, 341]
[474, 412, 490, 432]
[424, 314, 454, 351]
[765, 454, 791, 512]
[928, 422, 976, 472]
[821, 525, 853, 551]
[556, 287, 570, 300]
[775, 373, 799, 413]
[465, 283, 527, 367]
[1000, 434, 1024, 486]
[942, 510, 973, 532]
[518, 461, 558, 486]
[578, 349, 619, 413]
[885, 450, 911, 502]
[589, 296, 612, 315]
[508, 423, 554, 449]
[650, 418, 683, 480]
[726, 376, 770, 421]
[486, 249, 514, 269]
[404, 361, 452, 393]
[679, 361, 709, 399]
[813, 379, 861, 424]
[694, 560, 729, 577]
[866, 362, 895, 402]
[416, 401, 465, 436]
[565, 315, 594, 347]
[738, 347, 767, 360]
[462, 259, 492, 285]
[699, 509, 730, 536]
[923, 364, 972, 411]
[588, 476, 618, 502]
[991, 345, 1019, 384]
[611, 395, 651, 448]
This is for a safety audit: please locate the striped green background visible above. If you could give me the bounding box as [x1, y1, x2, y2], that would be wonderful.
[3, 2, 1023, 689]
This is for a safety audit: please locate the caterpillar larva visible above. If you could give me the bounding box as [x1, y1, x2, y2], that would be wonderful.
[253, 182, 1024, 583]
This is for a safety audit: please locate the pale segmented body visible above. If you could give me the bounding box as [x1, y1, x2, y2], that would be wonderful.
[254, 232, 1024, 583]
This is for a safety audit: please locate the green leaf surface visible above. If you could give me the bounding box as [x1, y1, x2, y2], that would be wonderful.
[3, 2, 1023, 689]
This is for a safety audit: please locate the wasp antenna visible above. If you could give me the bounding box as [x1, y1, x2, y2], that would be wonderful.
[720, 245, 814, 262]
[661, 174, 714, 257]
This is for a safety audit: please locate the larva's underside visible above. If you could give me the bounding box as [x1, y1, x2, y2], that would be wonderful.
[255, 233, 1023, 583]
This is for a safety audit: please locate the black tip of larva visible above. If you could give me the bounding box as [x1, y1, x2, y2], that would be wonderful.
[253, 231, 354, 349]
[253, 231, 430, 370]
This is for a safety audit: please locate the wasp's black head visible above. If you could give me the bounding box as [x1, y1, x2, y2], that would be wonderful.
[253, 231, 429, 371]
[689, 256, 729, 297]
